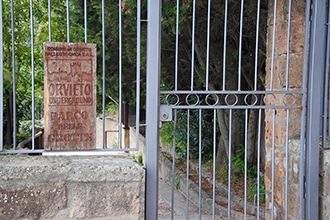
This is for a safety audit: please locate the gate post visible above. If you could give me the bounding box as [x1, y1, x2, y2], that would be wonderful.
[0, 0, 3, 151]
[306, 0, 327, 219]
[145, 0, 161, 219]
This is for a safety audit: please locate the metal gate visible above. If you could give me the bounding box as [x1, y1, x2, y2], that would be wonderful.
[145, 0, 327, 219]
[0, 0, 329, 219]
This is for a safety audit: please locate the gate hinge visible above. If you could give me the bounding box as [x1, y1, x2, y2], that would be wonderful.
[159, 105, 173, 122]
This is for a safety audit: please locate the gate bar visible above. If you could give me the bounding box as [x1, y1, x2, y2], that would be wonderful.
[300, 0, 311, 218]
[0, 0, 3, 151]
[306, 0, 328, 219]
[145, 0, 161, 219]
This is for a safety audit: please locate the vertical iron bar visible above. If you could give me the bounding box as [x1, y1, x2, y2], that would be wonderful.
[145, 0, 161, 218]
[172, 110, 178, 219]
[212, 109, 217, 220]
[285, 110, 289, 220]
[84, 0, 87, 43]
[0, 0, 3, 151]
[171, 109, 177, 220]
[285, 2, 292, 218]
[238, 0, 244, 91]
[270, 0, 278, 91]
[244, 109, 248, 219]
[257, 109, 262, 220]
[190, 0, 196, 91]
[198, 109, 202, 219]
[271, 109, 276, 220]
[101, 0, 106, 149]
[228, 109, 232, 219]
[11, 0, 17, 149]
[205, 0, 211, 91]
[48, 0, 52, 41]
[305, 0, 327, 218]
[174, 0, 180, 91]
[254, 0, 261, 91]
[323, 3, 330, 149]
[300, 0, 311, 217]
[135, 0, 141, 150]
[222, 0, 228, 90]
[30, 0, 35, 149]
[186, 109, 190, 219]
[285, 0, 292, 91]
[118, 0, 123, 148]
[66, 0, 70, 42]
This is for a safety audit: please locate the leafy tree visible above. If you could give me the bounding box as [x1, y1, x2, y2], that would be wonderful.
[2, 0, 87, 146]
[160, 0, 268, 166]
[2, 0, 47, 145]
[78, 0, 147, 112]
[2, 0, 268, 169]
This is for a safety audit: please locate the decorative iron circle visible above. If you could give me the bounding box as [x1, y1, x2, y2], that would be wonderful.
[244, 94, 258, 106]
[205, 94, 219, 106]
[185, 93, 200, 106]
[224, 94, 239, 106]
[283, 93, 296, 106]
[263, 93, 277, 106]
[165, 94, 180, 105]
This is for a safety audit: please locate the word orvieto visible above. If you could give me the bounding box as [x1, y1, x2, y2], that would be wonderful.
[48, 83, 92, 96]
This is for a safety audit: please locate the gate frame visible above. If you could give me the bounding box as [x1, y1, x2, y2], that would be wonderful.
[305, 0, 328, 219]
[144, 0, 327, 219]
[145, 0, 162, 219]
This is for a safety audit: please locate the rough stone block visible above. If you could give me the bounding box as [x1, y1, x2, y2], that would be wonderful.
[0, 155, 145, 220]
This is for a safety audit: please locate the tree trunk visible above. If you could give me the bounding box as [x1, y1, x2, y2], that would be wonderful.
[247, 108, 258, 165]
[215, 108, 230, 163]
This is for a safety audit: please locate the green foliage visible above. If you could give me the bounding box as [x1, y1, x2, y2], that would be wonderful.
[160, 109, 218, 162]
[105, 102, 119, 116]
[132, 153, 143, 166]
[215, 163, 229, 183]
[248, 174, 266, 203]
[18, 120, 43, 134]
[228, 145, 266, 203]
[111, 142, 119, 149]
[2, 0, 46, 121]
[82, 0, 147, 109]
[174, 174, 180, 190]
[232, 145, 246, 174]
[160, 120, 187, 157]
[16, 119, 43, 143]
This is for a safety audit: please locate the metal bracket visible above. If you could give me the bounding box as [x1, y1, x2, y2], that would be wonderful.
[159, 105, 172, 122]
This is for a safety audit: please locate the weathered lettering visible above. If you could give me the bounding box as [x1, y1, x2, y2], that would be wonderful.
[48, 83, 92, 96]
[44, 42, 96, 150]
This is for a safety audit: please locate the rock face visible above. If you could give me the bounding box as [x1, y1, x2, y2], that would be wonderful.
[0, 155, 145, 220]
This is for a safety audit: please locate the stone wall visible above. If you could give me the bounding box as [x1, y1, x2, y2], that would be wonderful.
[264, 0, 305, 219]
[0, 155, 145, 220]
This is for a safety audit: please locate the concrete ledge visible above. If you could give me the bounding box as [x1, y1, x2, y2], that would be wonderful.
[0, 155, 145, 220]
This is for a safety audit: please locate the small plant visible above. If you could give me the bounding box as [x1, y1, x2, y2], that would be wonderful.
[111, 142, 119, 149]
[17, 119, 44, 143]
[248, 174, 266, 203]
[133, 153, 143, 165]
[213, 151, 266, 204]
[18, 120, 43, 134]
[232, 145, 245, 174]
[216, 163, 229, 183]
[105, 101, 118, 116]
[174, 174, 180, 190]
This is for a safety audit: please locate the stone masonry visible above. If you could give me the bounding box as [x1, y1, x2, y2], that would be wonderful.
[264, 0, 305, 219]
[0, 155, 145, 220]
